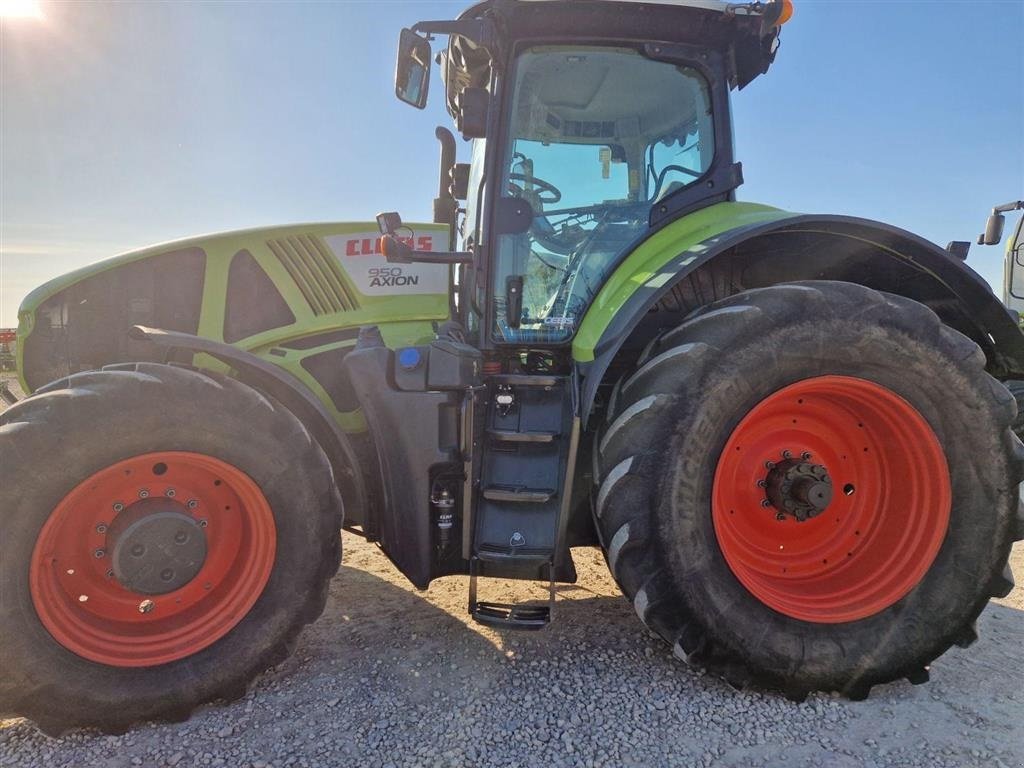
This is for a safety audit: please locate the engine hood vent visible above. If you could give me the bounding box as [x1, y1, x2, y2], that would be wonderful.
[267, 235, 359, 315]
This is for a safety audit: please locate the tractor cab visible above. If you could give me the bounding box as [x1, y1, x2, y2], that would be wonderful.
[384, 0, 791, 347]
[365, 0, 794, 628]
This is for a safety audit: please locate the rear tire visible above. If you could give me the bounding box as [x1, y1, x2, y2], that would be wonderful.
[0, 363, 342, 733]
[595, 281, 1022, 697]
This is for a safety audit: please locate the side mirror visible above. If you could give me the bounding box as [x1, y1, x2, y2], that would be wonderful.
[376, 211, 403, 235]
[456, 87, 489, 139]
[395, 29, 431, 109]
[979, 212, 1005, 246]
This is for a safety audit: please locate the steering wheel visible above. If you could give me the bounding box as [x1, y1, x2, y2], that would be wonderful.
[508, 172, 562, 205]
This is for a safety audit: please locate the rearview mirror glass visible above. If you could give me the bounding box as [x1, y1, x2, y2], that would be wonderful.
[395, 29, 431, 109]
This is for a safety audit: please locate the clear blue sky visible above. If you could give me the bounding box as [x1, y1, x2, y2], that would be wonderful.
[1, 0, 1022, 328]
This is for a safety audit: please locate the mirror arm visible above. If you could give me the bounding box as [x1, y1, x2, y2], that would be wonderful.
[387, 251, 474, 265]
[411, 19, 495, 51]
[993, 200, 1024, 215]
[380, 234, 472, 265]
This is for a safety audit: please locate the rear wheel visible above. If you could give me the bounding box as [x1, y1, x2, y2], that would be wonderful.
[0, 363, 342, 733]
[595, 281, 1022, 697]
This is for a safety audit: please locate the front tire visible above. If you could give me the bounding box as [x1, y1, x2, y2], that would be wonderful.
[595, 281, 1023, 698]
[0, 363, 342, 733]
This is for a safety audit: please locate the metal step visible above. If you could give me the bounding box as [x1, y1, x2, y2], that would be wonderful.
[482, 485, 556, 504]
[488, 374, 560, 388]
[487, 429, 559, 444]
[469, 557, 554, 631]
[476, 544, 553, 563]
[471, 602, 550, 630]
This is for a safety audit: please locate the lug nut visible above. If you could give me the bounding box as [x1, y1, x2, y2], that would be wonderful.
[138, 489, 150, 499]
[760, 499, 772, 508]
[776, 512, 786, 521]
[93, 548, 105, 558]
[165, 488, 176, 498]
[95, 523, 108, 534]
[801, 451, 812, 460]
[756, 479, 767, 488]
[105, 569, 114, 579]
[112, 502, 125, 513]
[187, 499, 198, 510]
[782, 450, 792, 459]
[764, 461, 775, 470]
[199, 519, 208, 528]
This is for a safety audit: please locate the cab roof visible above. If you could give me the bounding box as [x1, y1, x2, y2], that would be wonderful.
[455, 0, 786, 89]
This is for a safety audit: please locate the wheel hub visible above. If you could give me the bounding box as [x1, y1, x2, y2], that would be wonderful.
[764, 457, 833, 521]
[107, 497, 207, 595]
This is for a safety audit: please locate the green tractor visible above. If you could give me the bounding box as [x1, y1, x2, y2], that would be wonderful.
[3, 0, 1022, 734]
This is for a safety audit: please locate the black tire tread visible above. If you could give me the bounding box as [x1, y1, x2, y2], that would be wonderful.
[594, 280, 1023, 698]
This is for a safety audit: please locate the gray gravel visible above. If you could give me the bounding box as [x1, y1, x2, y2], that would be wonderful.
[2, 530, 1022, 768]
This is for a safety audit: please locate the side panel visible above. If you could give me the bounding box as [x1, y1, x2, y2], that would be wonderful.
[17, 222, 452, 433]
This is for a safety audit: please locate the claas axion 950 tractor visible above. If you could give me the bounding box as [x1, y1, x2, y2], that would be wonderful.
[3, 0, 1023, 733]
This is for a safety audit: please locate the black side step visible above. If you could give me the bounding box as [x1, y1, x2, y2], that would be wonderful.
[469, 558, 554, 631]
[482, 486, 556, 503]
[471, 602, 551, 630]
[487, 429, 558, 443]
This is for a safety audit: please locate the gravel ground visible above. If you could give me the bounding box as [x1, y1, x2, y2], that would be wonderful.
[1, 531, 1022, 768]
[2, 371, 1022, 766]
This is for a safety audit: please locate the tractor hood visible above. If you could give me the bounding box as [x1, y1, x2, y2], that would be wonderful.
[16, 221, 451, 394]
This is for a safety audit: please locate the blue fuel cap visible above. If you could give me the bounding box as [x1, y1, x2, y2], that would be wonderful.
[398, 347, 422, 371]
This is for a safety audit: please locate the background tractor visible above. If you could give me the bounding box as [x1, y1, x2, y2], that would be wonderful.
[2, 0, 1022, 734]
[0, 329, 16, 372]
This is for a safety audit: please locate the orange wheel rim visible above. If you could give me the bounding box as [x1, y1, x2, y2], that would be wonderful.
[30, 451, 276, 667]
[712, 376, 950, 623]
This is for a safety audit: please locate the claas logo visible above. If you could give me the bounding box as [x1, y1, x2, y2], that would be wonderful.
[345, 235, 434, 256]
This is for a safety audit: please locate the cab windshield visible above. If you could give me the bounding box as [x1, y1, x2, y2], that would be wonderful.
[492, 45, 714, 343]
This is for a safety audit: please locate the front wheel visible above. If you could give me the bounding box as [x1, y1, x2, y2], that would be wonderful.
[596, 281, 1022, 698]
[0, 363, 342, 733]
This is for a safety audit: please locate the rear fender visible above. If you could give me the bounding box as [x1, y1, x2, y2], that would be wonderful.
[577, 214, 1024, 426]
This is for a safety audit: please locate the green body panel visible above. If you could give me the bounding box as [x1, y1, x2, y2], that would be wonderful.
[16, 221, 452, 431]
[572, 201, 794, 362]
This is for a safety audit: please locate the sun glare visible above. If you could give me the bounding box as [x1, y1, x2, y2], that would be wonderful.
[0, 0, 43, 19]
